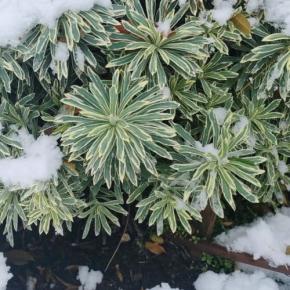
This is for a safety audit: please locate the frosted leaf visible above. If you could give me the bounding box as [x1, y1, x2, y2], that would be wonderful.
[0, 0, 112, 47]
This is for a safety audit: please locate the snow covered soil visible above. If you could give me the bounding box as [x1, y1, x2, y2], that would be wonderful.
[147, 271, 285, 290]
[215, 207, 290, 267]
[194, 270, 281, 290]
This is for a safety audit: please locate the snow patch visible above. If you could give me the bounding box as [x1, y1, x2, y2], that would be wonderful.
[212, 0, 237, 25]
[178, 0, 187, 7]
[0, 0, 112, 47]
[160, 86, 171, 99]
[0, 129, 63, 188]
[246, 0, 290, 36]
[147, 283, 181, 290]
[0, 253, 12, 290]
[77, 266, 103, 290]
[26, 276, 37, 290]
[278, 161, 288, 176]
[54, 42, 70, 62]
[247, 133, 256, 148]
[279, 121, 288, 131]
[246, 0, 264, 13]
[196, 141, 219, 157]
[215, 207, 290, 267]
[232, 116, 249, 135]
[75, 47, 86, 71]
[194, 270, 280, 290]
[248, 17, 259, 27]
[213, 107, 228, 126]
[156, 20, 171, 37]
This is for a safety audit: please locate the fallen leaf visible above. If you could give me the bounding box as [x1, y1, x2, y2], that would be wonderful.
[5, 249, 34, 266]
[121, 233, 131, 243]
[65, 265, 79, 272]
[285, 245, 290, 255]
[231, 13, 251, 36]
[222, 220, 233, 227]
[64, 161, 78, 175]
[145, 242, 166, 255]
[150, 234, 164, 244]
[115, 264, 124, 282]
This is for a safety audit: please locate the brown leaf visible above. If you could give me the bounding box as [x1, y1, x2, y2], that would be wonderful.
[64, 265, 79, 272]
[115, 264, 124, 282]
[121, 233, 131, 243]
[145, 242, 166, 255]
[222, 220, 233, 227]
[231, 13, 251, 36]
[115, 24, 129, 34]
[5, 249, 34, 266]
[285, 245, 290, 255]
[63, 161, 78, 175]
[63, 104, 80, 116]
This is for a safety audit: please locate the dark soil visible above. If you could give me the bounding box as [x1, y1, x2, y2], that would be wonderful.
[1, 219, 206, 290]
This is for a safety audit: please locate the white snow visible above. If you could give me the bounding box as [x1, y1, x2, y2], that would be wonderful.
[247, 133, 256, 148]
[196, 141, 219, 157]
[0, 129, 63, 188]
[156, 20, 171, 37]
[26, 276, 37, 290]
[175, 198, 187, 210]
[194, 270, 280, 290]
[147, 283, 181, 290]
[54, 42, 70, 62]
[75, 47, 86, 71]
[279, 121, 288, 131]
[0, 253, 12, 290]
[77, 266, 103, 290]
[211, 0, 236, 25]
[160, 86, 171, 99]
[0, 0, 112, 47]
[246, 0, 264, 13]
[94, 0, 112, 8]
[213, 107, 228, 126]
[50, 42, 70, 75]
[278, 161, 288, 176]
[192, 190, 208, 211]
[232, 116, 249, 135]
[246, 0, 290, 35]
[215, 207, 290, 267]
[178, 0, 187, 6]
[248, 17, 259, 27]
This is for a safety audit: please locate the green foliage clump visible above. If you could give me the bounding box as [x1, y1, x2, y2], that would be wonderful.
[0, 0, 289, 244]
